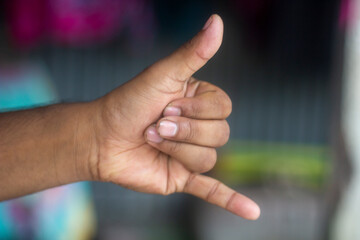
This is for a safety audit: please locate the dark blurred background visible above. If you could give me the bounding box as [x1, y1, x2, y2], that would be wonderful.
[0, 0, 348, 239]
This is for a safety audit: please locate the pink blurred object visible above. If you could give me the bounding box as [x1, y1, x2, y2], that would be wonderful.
[6, 0, 47, 48]
[48, 0, 125, 46]
[339, 0, 352, 29]
[6, 0, 154, 48]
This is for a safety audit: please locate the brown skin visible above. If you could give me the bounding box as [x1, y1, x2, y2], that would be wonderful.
[0, 15, 260, 220]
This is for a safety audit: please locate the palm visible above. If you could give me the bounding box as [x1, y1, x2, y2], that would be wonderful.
[104, 141, 189, 195]
[97, 76, 194, 194]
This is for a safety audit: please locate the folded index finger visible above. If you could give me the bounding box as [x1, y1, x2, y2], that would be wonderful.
[164, 80, 232, 120]
[182, 174, 260, 220]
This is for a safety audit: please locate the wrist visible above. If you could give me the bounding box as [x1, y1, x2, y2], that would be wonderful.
[71, 101, 101, 182]
[52, 102, 100, 183]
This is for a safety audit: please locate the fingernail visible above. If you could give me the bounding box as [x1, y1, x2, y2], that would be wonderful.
[163, 106, 181, 116]
[158, 120, 178, 137]
[146, 125, 163, 143]
[202, 15, 213, 30]
[247, 203, 261, 221]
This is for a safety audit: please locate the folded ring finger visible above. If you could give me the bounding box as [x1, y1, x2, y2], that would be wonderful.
[145, 125, 217, 173]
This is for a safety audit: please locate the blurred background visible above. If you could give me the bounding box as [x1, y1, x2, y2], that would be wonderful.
[0, 0, 357, 239]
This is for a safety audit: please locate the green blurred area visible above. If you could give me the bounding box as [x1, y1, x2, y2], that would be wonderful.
[215, 141, 331, 190]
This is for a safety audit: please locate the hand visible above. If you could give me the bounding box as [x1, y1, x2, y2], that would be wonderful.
[90, 14, 260, 220]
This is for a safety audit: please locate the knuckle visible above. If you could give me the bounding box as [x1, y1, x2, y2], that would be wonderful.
[183, 120, 196, 142]
[183, 174, 197, 192]
[168, 142, 182, 154]
[184, 59, 197, 74]
[189, 101, 200, 118]
[198, 148, 217, 173]
[225, 192, 238, 210]
[217, 92, 232, 118]
[160, 191, 171, 196]
[183, 39, 194, 50]
[194, 49, 210, 61]
[206, 181, 221, 202]
[217, 121, 230, 146]
[224, 97, 233, 117]
[159, 75, 185, 94]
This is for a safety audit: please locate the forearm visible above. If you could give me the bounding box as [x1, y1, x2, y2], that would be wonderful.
[0, 102, 97, 200]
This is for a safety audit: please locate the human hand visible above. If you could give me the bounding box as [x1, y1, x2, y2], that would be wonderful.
[89, 14, 260, 220]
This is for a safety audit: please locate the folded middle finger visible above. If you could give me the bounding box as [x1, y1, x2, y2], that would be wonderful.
[156, 116, 230, 148]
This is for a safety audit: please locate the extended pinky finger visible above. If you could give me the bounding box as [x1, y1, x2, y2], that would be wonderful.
[182, 174, 261, 220]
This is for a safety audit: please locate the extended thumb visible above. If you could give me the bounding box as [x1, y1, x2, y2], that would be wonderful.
[154, 14, 224, 82]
